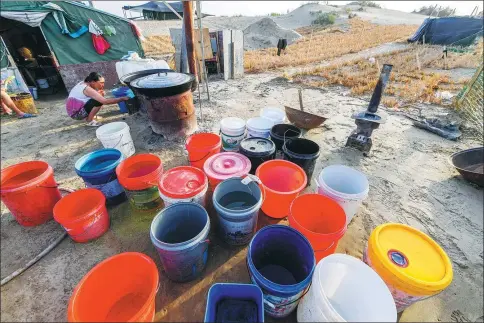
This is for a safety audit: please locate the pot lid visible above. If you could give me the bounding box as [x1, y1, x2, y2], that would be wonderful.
[158, 166, 207, 199]
[240, 137, 275, 157]
[131, 72, 192, 89]
[368, 223, 453, 294]
[203, 152, 251, 180]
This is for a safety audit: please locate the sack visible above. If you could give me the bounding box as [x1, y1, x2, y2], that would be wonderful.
[92, 34, 110, 55]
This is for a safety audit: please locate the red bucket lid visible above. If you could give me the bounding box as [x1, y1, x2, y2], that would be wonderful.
[203, 152, 251, 181]
[158, 166, 208, 199]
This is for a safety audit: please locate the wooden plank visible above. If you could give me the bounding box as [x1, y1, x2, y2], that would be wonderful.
[194, 28, 213, 60]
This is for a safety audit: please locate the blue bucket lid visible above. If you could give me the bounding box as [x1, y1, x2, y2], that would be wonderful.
[75, 148, 123, 176]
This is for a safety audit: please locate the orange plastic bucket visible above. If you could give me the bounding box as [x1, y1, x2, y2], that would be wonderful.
[68, 252, 159, 322]
[185, 133, 221, 169]
[0, 161, 61, 226]
[255, 160, 307, 218]
[53, 188, 109, 243]
[116, 154, 163, 210]
[289, 194, 347, 262]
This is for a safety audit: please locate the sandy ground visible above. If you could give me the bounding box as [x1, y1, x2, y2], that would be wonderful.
[1, 69, 483, 322]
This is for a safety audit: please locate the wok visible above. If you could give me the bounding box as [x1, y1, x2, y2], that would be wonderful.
[450, 146, 484, 187]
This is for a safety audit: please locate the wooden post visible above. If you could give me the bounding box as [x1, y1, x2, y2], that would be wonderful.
[183, 1, 198, 84]
[196, 0, 210, 101]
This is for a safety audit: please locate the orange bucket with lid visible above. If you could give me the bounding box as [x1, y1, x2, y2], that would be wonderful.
[256, 160, 307, 218]
[289, 194, 347, 262]
[116, 154, 163, 210]
[67, 252, 159, 322]
[53, 188, 109, 243]
[0, 161, 61, 226]
[185, 133, 221, 169]
[364, 223, 453, 312]
[158, 166, 208, 207]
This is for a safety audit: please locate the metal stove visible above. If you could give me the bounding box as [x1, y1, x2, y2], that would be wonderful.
[346, 64, 393, 154]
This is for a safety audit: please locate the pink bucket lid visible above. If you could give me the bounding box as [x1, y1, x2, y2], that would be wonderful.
[203, 152, 251, 181]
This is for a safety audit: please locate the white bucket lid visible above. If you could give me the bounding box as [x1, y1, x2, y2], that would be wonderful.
[247, 117, 274, 131]
[260, 107, 286, 122]
[220, 117, 246, 131]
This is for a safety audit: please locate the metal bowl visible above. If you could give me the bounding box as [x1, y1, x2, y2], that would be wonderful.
[450, 147, 484, 187]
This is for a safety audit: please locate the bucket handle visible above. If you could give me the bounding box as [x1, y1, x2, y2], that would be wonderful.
[245, 260, 312, 308]
[1, 183, 60, 197]
[313, 241, 336, 253]
[187, 151, 212, 164]
[241, 175, 266, 204]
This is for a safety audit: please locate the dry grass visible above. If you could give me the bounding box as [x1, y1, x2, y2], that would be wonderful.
[244, 19, 417, 72]
[293, 41, 483, 107]
[142, 35, 176, 57]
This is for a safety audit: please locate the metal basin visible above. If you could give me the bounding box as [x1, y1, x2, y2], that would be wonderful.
[450, 147, 484, 187]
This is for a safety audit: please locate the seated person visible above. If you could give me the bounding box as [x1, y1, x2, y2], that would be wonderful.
[0, 79, 36, 119]
[66, 72, 128, 127]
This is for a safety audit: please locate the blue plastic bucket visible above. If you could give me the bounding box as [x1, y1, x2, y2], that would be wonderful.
[74, 148, 126, 205]
[247, 225, 315, 318]
[204, 283, 265, 323]
[213, 177, 263, 246]
[112, 87, 134, 114]
[150, 202, 210, 282]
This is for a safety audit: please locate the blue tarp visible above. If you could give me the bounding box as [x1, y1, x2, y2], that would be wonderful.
[408, 17, 483, 46]
[123, 1, 183, 13]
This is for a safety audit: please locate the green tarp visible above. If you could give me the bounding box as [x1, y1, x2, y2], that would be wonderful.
[0, 1, 144, 65]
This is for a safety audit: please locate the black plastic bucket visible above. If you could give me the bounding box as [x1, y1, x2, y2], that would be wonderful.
[283, 138, 320, 185]
[270, 124, 302, 151]
[239, 137, 276, 175]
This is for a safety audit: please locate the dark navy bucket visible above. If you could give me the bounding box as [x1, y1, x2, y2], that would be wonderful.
[74, 148, 126, 205]
[150, 202, 210, 282]
[247, 225, 315, 318]
[204, 283, 265, 323]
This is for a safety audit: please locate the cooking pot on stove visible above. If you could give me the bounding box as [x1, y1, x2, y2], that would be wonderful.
[119, 69, 174, 88]
[130, 72, 195, 97]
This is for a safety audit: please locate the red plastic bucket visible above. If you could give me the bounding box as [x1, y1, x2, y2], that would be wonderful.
[289, 194, 347, 262]
[53, 188, 109, 243]
[116, 154, 163, 210]
[203, 152, 251, 189]
[67, 252, 159, 322]
[255, 160, 306, 218]
[158, 166, 208, 207]
[186, 133, 221, 169]
[0, 161, 61, 226]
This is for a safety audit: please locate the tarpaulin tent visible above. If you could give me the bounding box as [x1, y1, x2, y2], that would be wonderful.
[0, 1, 144, 65]
[408, 17, 483, 46]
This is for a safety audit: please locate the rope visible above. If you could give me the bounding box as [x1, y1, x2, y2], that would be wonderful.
[0, 188, 74, 287]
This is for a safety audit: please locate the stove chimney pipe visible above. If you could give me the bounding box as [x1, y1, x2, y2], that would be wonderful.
[368, 64, 393, 113]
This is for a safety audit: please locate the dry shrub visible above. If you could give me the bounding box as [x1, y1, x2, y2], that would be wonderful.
[293, 43, 483, 106]
[142, 35, 176, 57]
[244, 18, 417, 72]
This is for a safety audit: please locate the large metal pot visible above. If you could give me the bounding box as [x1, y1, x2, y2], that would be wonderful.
[130, 72, 198, 139]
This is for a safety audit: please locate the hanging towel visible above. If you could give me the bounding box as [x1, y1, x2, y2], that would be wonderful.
[104, 25, 116, 36]
[89, 19, 110, 54]
[42, 2, 88, 38]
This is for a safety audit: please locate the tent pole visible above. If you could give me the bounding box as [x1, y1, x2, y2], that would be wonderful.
[196, 0, 210, 101]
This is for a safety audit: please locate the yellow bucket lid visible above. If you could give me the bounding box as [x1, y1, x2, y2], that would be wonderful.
[367, 223, 453, 296]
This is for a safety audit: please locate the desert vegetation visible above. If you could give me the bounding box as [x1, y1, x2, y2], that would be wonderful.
[244, 19, 416, 72]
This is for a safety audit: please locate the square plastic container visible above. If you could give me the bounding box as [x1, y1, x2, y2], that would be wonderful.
[204, 283, 264, 323]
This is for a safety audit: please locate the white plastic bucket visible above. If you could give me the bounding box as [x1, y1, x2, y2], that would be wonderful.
[220, 117, 246, 151]
[159, 185, 208, 208]
[297, 254, 397, 322]
[316, 165, 369, 224]
[212, 177, 263, 246]
[260, 107, 286, 125]
[36, 79, 49, 89]
[96, 122, 135, 158]
[247, 117, 274, 139]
